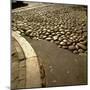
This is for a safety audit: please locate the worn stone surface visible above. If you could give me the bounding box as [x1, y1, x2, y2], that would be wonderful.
[12, 3, 87, 55]
[11, 37, 26, 89]
[12, 2, 87, 88]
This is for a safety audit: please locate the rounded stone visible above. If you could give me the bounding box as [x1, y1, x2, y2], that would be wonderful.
[73, 50, 78, 54]
[75, 44, 79, 50]
[60, 31, 65, 34]
[79, 53, 85, 56]
[42, 31, 46, 34]
[78, 49, 84, 53]
[25, 30, 32, 35]
[29, 33, 33, 37]
[58, 37, 63, 42]
[53, 36, 58, 41]
[68, 45, 75, 50]
[47, 29, 51, 32]
[59, 29, 63, 31]
[77, 43, 87, 50]
[66, 32, 71, 35]
[52, 33, 56, 36]
[70, 37, 73, 40]
[33, 37, 37, 40]
[43, 36, 47, 39]
[60, 24, 64, 28]
[45, 32, 50, 36]
[58, 45, 62, 48]
[13, 27, 17, 31]
[63, 39, 67, 43]
[80, 41, 87, 45]
[79, 37, 84, 41]
[46, 37, 52, 41]
[60, 41, 66, 46]
[73, 36, 77, 39]
[16, 31, 21, 34]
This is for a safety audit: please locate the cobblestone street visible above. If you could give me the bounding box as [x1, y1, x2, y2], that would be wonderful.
[11, 2, 87, 89]
[12, 3, 87, 55]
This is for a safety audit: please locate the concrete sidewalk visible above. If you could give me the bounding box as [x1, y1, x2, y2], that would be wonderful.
[25, 36, 87, 87]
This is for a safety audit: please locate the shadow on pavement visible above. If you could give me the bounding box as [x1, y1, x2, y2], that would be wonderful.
[12, 1, 28, 9]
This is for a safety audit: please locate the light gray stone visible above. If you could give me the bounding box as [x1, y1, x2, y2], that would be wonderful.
[77, 43, 87, 50]
[53, 36, 58, 41]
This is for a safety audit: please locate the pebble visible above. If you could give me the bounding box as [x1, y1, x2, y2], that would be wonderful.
[75, 44, 79, 50]
[16, 31, 21, 34]
[80, 41, 87, 45]
[25, 30, 32, 35]
[77, 43, 86, 50]
[70, 37, 73, 40]
[60, 31, 65, 34]
[68, 45, 75, 50]
[73, 36, 77, 39]
[79, 37, 84, 41]
[60, 41, 66, 46]
[60, 24, 64, 28]
[13, 27, 17, 31]
[47, 29, 51, 32]
[45, 32, 49, 36]
[17, 23, 23, 26]
[78, 49, 84, 53]
[73, 50, 78, 54]
[43, 36, 47, 39]
[46, 37, 52, 41]
[52, 33, 56, 36]
[16, 21, 22, 24]
[66, 32, 71, 35]
[12, 5, 87, 55]
[33, 37, 37, 40]
[53, 36, 58, 41]
[59, 28, 63, 31]
[29, 33, 33, 37]
[63, 39, 67, 43]
[58, 37, 63, 41]
[79, 53, 86, 56]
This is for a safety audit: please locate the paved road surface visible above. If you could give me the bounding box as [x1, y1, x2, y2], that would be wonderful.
[25, 36, 87, 87]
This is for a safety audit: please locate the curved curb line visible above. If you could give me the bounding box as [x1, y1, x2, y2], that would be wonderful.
[12, 31, 42, 88]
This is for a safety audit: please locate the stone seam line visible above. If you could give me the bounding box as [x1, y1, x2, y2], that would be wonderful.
[12, 31, 42, 88]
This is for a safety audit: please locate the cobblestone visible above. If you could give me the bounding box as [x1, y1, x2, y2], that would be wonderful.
[12, 4, 87, 55]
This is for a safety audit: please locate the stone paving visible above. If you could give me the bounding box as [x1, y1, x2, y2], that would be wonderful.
[12, 3, 87, 55]
[11, 2, 87, 89]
